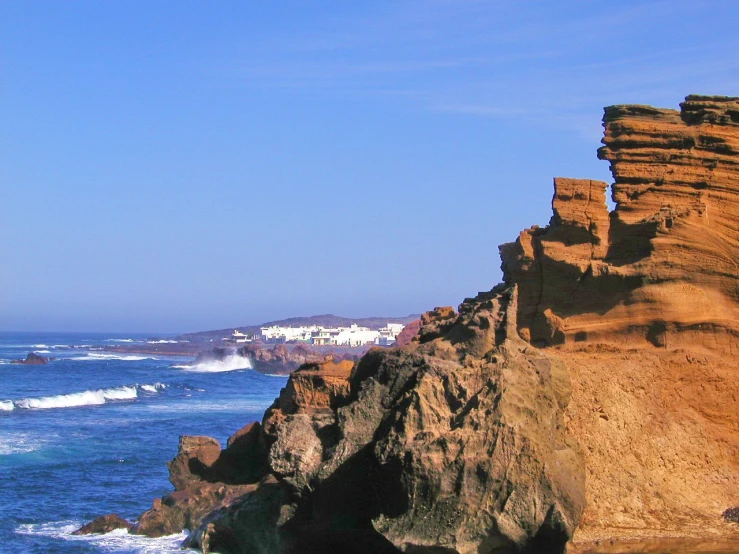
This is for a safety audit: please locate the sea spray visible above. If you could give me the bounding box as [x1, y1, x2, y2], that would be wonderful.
[172, 354, 253, 373]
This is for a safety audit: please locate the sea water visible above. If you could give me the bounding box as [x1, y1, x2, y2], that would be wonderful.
[0, 331, 287, 553]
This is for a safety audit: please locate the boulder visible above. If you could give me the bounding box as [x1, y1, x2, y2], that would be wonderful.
[73, 513, 132, 535]
[11, 352, 51, 365]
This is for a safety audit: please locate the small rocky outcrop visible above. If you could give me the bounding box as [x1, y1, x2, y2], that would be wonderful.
[11, 352, 52, 364]
[73, 513, 132, 535]
[133, 423, 269, 538]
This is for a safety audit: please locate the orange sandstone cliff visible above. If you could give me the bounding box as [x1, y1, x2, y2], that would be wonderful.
[502, 95, 739, 351]
[83, 95, 739, 552]
[502, 94, 739, 544]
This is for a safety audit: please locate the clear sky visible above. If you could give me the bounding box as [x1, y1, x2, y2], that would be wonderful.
[2, 1, 738, 333]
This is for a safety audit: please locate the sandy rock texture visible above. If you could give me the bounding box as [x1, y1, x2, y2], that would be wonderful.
[498, 95, 739, 544]
[502, 95, 739, 353]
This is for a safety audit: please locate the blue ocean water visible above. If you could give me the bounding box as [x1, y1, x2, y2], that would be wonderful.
[0, 332, 287, 553]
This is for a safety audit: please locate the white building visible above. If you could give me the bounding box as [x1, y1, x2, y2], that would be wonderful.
[376, 323, 405, 346]
[332, 324, 378, 347]
[257, 322, 406, 347]
[223, 330, 255, 344]
[260, 325, 317, 343]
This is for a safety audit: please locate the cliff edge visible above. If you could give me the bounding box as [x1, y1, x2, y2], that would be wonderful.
[502, 94, 739, 351]
[88, 95, 739, 552]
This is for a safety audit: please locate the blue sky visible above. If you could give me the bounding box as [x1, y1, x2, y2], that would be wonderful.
[2, 1, 738, 332]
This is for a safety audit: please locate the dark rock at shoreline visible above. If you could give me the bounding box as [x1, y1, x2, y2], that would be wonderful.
[132, 422, 270, 538]
[11, 352, 53, 365]
[72, 514, 132, 535]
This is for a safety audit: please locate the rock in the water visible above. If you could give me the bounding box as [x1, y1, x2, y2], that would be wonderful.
[73, 513, 132, 535]
[133, 423, 270, 538]
[11, 352, 51, 365]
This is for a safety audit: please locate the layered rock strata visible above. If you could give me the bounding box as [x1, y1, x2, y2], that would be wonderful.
[502, 95, 739, 351]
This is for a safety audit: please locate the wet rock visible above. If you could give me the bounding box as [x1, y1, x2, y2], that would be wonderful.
[73, 513, 132, 535]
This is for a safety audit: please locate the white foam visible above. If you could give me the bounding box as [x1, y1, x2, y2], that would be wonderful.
[173, 354, 253, 373]
[69, 353, 154, 361]
[140, 383, 167, 393]
[31, 344, 49, 348]
[34, 350, 52, 354]
[14, 385, 137, 410]
[6, 383, 167, 411]
[0, 431, 46, 454]
[16, 520, 188, 553]
[104, 338, 138, 342]
[103, 386, 138, 400]
[147, 339, 180, 344]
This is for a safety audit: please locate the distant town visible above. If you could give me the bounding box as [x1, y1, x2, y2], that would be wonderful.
[223, 322, 406, 347]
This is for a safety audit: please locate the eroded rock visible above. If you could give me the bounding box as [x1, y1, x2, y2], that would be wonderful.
[502, 95, 739, 352]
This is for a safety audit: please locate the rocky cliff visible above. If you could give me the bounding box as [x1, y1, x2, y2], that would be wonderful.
[501, 95, 739, 352]
[132, 293, 586, 553]
[82, 95, 739, 551]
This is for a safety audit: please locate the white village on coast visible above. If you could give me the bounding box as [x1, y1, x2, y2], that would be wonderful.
[224, 322, 406, 347]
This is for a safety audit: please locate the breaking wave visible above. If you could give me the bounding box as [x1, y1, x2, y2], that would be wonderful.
[16, 521, 187, 553]
[173, 354, 253, 373]
[147, 339, 184, 344]
[68, 352, 156, 362]
[3, 383, 166, 411]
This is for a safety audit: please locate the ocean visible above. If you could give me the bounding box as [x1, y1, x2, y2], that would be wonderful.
[0, 331, 287, 554]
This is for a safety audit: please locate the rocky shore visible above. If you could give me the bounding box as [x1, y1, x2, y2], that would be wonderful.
[80, 95, 739, 552]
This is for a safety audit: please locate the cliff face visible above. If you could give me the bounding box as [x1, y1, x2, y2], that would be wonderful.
[118, 95, 739, 552]
[501, 95, 739, 352]
[133, 295, 585, 553]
